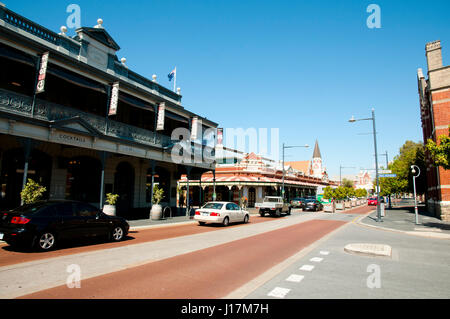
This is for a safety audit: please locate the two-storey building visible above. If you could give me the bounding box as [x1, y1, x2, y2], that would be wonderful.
[0, 5, 217, 218]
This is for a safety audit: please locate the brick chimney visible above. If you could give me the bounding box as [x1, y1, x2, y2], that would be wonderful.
[425, 40, 443, 71]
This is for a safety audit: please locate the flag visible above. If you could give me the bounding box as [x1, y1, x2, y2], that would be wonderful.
[168, 67, 176, 81]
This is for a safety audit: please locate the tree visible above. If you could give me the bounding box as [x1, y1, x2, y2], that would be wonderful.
[341, 178, 354, 188]
[323, 186, 335, 200]
[426, 125, 450, 170]
[389, 141, 426, 195]
[20, 179, 46, 204]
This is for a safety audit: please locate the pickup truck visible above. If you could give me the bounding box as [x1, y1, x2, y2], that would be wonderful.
[255, 196, 291, 217]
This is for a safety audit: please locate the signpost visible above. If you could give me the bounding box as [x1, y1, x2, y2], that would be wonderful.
[379, 173, 396, 178]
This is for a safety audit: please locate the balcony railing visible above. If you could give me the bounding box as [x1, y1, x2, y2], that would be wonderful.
[0, 88, 172, 148]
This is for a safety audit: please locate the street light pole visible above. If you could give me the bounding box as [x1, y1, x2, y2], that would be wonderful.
[411, 165, 421, 225]
[281, 143, 309, 201]
[349, 108, 382, 222]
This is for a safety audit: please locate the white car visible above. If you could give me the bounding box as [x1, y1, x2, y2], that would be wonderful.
[194, 201, 250, 226]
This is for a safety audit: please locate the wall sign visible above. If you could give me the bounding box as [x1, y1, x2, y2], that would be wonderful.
[108, 82, 119, 116]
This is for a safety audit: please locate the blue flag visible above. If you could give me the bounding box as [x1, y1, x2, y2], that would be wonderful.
[168, 67, 176, 81]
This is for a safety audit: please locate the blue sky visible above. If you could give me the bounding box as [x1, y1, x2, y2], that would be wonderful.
[7, 0, 450, 180]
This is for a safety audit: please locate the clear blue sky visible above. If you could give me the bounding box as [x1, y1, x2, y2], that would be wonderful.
[7, 0, 450, 180]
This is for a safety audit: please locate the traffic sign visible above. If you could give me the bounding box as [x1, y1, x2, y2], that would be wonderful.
[379, 170, 392, 174]
[379, 173, 396, 178]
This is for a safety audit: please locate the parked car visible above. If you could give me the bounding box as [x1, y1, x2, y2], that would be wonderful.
[367, 197, 384, 206]
[255, 196, 291, 217]
[194, 201, 250, 226]
[0, 200, 129, 251]
[302, 199, 323, 212]
[290, 197, 305, 208]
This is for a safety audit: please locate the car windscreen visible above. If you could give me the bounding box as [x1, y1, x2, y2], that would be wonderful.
[202, 203, 224, 209]
[264, 198, 279, 202]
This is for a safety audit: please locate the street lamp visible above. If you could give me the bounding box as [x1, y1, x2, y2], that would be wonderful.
[349, 108, 382, 222]
[282, 143, 309, 201]
[411, 165, 421, 225]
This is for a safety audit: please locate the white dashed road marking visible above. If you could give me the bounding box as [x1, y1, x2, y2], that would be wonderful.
[310, 257, 323, 262]
[285, 274, 305, 283]
[299, 265, 315, 271]
[267, 287, 291, 298]
[319, 251, 330, 255]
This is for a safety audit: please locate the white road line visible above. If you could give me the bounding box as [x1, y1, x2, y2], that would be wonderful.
[299, 265, 315, 271]
[267, 287, 291, 298]
[285, 274, 305, 283]
[319, 251, 330, 255]
[310, 257, 323, 263]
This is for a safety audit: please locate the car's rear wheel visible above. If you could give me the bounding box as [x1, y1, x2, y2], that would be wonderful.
[259, 210, 265, 217]
[111, 226, 125, 242]
[222, 216, 229, 227]
[198, 221, 206, 226]
[276, 209, 281, 217]
[243, 215, 249, 224]
[36, 232, 56, 251]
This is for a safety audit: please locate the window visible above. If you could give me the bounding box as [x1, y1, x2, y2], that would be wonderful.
[231, 203, 240, 210]
[75, 203, 98, 217]
[55, 203, 74, 217]
[226, 203, 234, 210]
[203, 203, 223, 209]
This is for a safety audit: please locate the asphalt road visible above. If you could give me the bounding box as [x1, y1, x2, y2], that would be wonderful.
[0, 205, 374, 299]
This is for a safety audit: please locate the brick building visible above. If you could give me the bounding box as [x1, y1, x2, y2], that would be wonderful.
[417, 40, 450, 221]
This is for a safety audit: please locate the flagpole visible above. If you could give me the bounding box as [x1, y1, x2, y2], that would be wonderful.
[174, 67, 176, 92]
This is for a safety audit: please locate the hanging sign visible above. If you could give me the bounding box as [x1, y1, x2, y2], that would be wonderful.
[108, 82, 119, 116]
[217, 128, 223, 145]
[156, 103, 165, 131]
[36, 52, 49, 94]
[191, 117, 199, 140]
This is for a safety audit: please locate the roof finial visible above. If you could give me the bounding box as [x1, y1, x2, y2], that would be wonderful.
[94, 18, 103, 28]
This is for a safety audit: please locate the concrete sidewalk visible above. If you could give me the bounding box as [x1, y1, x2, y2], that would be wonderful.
[358, 205, 450, 239]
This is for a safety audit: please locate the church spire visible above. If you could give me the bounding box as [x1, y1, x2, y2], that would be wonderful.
[312, 140, 321, 159]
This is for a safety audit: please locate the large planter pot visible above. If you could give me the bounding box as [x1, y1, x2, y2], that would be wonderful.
[351, 201, 356, 207]
[336, 202, 344, 210]
[150, 204, 163, 220]
[103, 204, 116, 216]
[345, 201, 351, 208]
[323, 203, 335, 213]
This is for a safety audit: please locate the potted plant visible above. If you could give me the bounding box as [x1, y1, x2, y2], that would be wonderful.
[20, 179, 46, 205]
[150, 184, 165, 220]
[103, 193, 119, 216]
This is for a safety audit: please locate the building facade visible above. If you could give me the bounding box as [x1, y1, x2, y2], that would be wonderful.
[0, 5, 217, 218]
[178, 149, 338, 209]
[417, 40, 450, 221]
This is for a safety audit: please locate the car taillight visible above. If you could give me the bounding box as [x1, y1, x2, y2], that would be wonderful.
[195, 211, 200, 215]
[210, 212, 220, 216]
[11, 216, 30, 224]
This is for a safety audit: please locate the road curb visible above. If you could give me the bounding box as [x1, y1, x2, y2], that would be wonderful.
[354, 215, 450, 240]
[344, 243, 392, 257]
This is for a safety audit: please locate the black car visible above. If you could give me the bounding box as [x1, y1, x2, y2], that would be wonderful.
[290, 197, 305, 208]
[302, 199, 323, 212]
[0, 200, 129, 251]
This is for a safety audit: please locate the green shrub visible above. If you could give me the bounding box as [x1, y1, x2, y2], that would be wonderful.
[20, 179, 46, 204]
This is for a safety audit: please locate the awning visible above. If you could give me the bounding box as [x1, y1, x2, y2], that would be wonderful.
[0, 43, 35, 66]
[47, 64, 107, 94]
[165, 110, 189, 124]
[118, 92, 155, 112]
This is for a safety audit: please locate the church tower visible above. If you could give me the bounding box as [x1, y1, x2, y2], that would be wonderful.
[311, 140, 322, 178]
